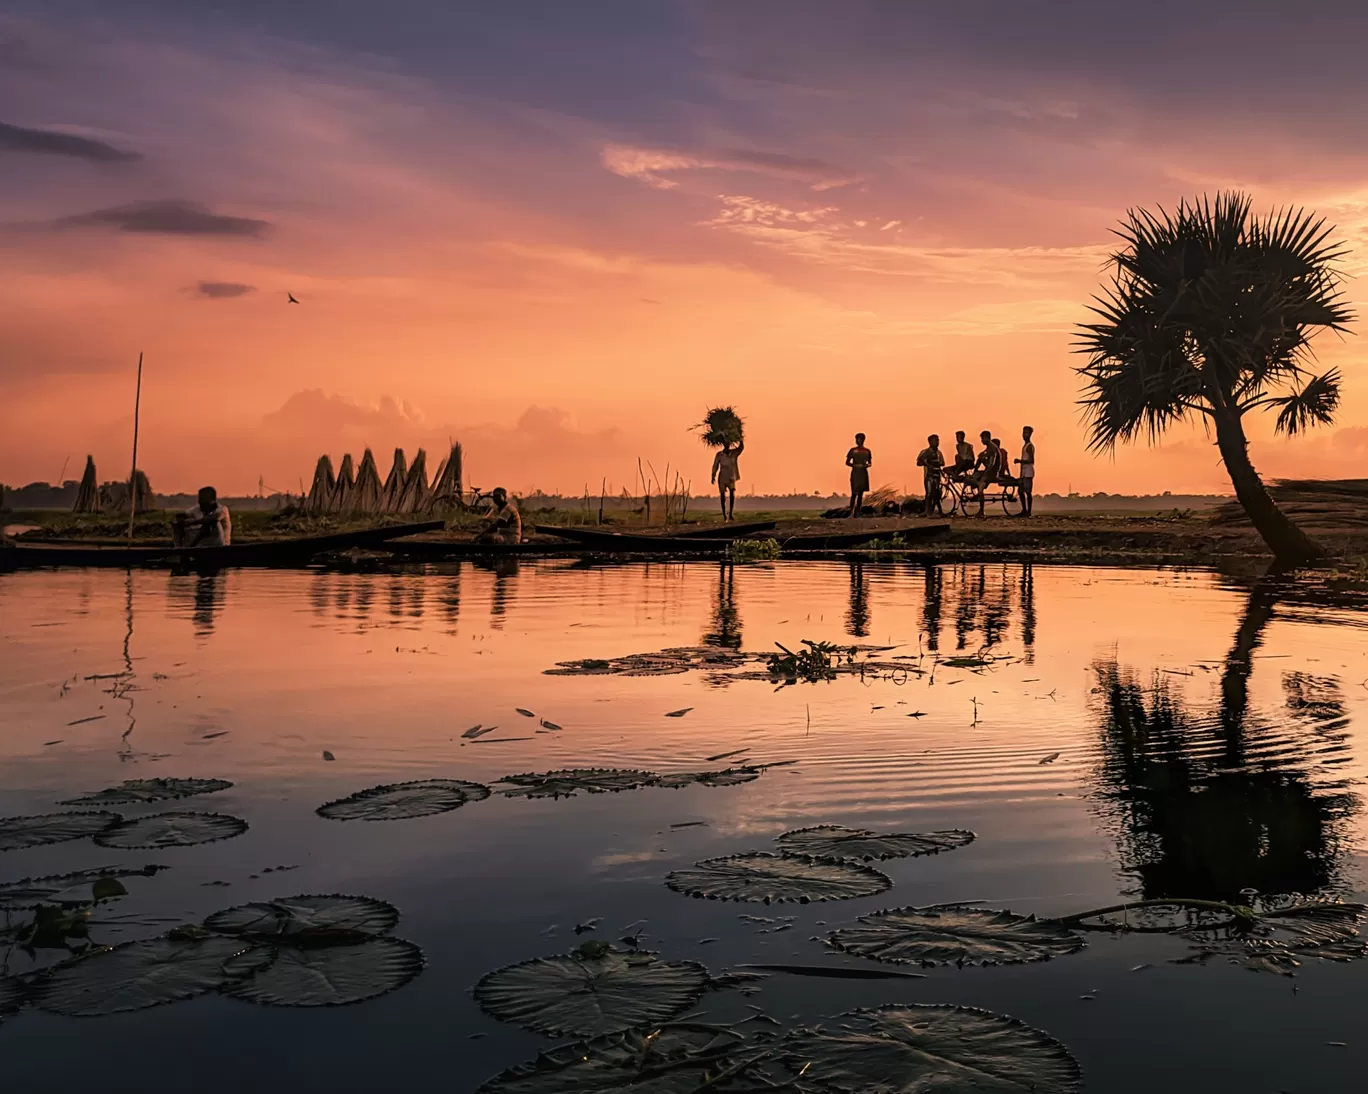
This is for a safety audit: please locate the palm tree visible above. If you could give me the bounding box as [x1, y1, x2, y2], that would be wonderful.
[1076, 192, 1353, 563]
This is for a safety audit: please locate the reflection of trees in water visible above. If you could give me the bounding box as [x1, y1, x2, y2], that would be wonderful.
[924, 563, 1034, 655]
[846, 563, 870, 638]
[703, 563, 742, 649]
[1089, 583, 1357, 901]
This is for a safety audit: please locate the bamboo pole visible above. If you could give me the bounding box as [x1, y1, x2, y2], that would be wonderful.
[126, 352, 143, 543]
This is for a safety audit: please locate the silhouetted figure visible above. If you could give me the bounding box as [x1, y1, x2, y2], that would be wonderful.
[846, 433, 871, 517]
[916, 434, 944, 516]
[711, 440, 744, 522]
[173, 487, 231, 547]
[1014, 426, 1035, 516]
[476, 488, 522, 544]
[948, 431, 974, 480]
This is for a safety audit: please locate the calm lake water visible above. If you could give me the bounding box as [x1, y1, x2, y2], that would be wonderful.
[2, 559, 1366, 1091]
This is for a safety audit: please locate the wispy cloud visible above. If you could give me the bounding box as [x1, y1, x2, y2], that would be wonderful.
[195, 280, 255, 298]
[602, 143, 860, 190]
[0, 120, 141, 161]
[55, 200, 270, 237]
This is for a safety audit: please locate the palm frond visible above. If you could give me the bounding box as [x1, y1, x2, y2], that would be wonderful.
[1271, 369, 1342, 435]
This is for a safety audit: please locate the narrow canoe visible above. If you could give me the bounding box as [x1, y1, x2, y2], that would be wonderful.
[531, 523, 949, 553]
[0, 521, 446, 569]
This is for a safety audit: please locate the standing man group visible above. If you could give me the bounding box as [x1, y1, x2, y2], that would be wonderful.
[841, 426, 1037, 518]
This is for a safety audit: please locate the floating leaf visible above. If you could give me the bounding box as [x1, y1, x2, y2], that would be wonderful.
[1180, 901, 1367, 974]
[0, 865, 165, 909]
[31, 936, 256, 1016]
[316, 779, 491, 821]
[827, 906, 1085, 966]
[0, 812, 119, 852]
[59, 778, 233, 806]
[474, 949, 709, 1037]
[665, 708, 694, 718]
[666, 853, 891, 904]
[475, 1023, 754, 1094]
[515, 708, 536, 718]
[777, 825, 976, 863]
[655, 767, 762, 789]
[773, 1004, 1081, 1092]
[497, 769, 656, 799]
[222, 937, 423, 1006]
[205, 894, 398, 943]
[93, 812, 247, 849]
[739, 962, 925, 980]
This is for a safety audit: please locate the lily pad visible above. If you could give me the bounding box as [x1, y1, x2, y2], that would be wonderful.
[222, 937, 423, 1006]
[60, 778, 233, 806]
[474, 949, 709, 1037]
[773, 1004, 1081, 1092]
[31, 935, 256, 1016]
[1180, 902, 1367, 974]
[205, 894, 398, 943]
[0, 812, 119, 852]
[777, 825, 976, 862]
[316, 779, 491, 821]
[475, 1023, 754, 1094]
[655, 767, 763, 789]
[497, 769, 657, 799]
[666, 853, 891, 904]
[0, 865, 165, 909]
[93, 812, 247, 849]
[827, 906, 1085, 966]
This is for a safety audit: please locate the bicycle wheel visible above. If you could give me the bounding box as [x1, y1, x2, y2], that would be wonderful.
[1001, 484, 1025, 516]
[959, 483, 984, 517]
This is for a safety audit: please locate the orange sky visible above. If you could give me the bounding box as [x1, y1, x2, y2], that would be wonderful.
[3, 3, 1368, 497]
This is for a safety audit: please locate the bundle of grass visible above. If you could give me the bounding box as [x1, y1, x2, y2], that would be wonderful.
[332, 453, 356, 513]
[696, 406, 744, 449]
[353, 449, 383, 513]
[73, 456, 100, 513]
[428, 443, 464, 511]
[382, 449, 408, 513]
[394, 448, 430, 512]
[307, 455, 336, 514]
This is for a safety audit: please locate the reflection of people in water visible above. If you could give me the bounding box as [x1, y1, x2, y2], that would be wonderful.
[192, 572, 223, 632]
[845, 562, 870, 638]
[475, 556, 520, 628]
[1088, 580, 1355, 901]
[703, 562, 742, 649]
[1019, 563, 1036, 662]
[921, 563, 943, 653]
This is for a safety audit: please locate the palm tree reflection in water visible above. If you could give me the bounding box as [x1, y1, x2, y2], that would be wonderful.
[1090, 581, 1357, 902]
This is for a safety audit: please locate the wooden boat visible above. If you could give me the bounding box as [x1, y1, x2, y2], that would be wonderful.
[672, 520, 778, 539]
[0, 521, 446, 570]
[532, 522, 949, 554]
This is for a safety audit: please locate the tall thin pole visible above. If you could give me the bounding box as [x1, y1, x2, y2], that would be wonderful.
[127, 352, 143, 543]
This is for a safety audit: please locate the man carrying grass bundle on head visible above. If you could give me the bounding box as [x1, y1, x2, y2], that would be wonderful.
[699, 407, 745, 522]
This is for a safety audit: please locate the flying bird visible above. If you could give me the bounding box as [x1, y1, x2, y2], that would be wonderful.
[287, 292, 299, 303]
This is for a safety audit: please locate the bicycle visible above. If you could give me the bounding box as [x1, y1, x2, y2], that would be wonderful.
[956, 473, 1026, 517]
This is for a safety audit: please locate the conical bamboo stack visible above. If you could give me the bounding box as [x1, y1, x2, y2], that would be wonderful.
[73, 455, 100, 513]
[308, 455, 337, 513]
[428, 443, 463, 511]
[395, 448, 430, 513]
[382, 448, 408, 513]
[332, 454, 356, 513]
[353, 449, 382, 513]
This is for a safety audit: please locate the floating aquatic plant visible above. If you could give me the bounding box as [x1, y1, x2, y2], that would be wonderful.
[204, 894, 399, 943]
[826, 905, 1085, 967]
[316, 779, 490, 821]
[496, 769, 657, 799]
[666, 853, 891, 904]
[776, 825, 976, 863]
[222, 938, 423, 1007]
[0, 812, 119, 853]
[474, 948, 709, 1037]
[60, 778, 232, 806]
[93, 812, 247, 849]
[0, 865, 165, 910]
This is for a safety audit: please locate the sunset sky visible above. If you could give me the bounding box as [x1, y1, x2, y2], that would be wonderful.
[3, 1, 1368, 498]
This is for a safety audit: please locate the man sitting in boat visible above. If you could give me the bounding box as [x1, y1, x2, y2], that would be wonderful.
[477, 488, 522, 544]
[173, 487, 232, 547]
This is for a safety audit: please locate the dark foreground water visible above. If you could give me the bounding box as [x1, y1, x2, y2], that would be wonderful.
[1, 559, 1366, 1092]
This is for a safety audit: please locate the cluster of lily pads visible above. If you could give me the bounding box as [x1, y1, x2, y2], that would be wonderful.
[0, 778, 248, 854]
[0, 885, 422, 1020]
[314, 764, 776, 820]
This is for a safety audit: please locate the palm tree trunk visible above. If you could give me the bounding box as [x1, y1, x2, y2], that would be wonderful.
[1211, 406, 1325, 564]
